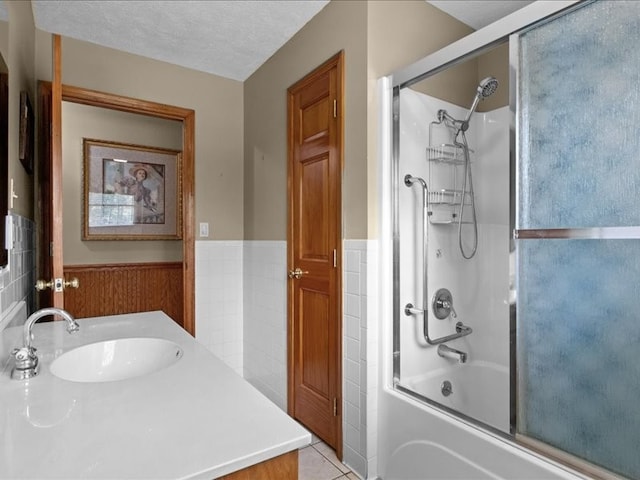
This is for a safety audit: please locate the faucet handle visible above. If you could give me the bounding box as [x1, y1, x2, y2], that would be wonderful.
[433, 288, 458, 319]
[12, 346, 36, 361]
[11, 346, 39, 379]
[443, 300, 457, 318]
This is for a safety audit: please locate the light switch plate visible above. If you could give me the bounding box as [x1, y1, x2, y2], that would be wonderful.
[199, 222, 209, 237]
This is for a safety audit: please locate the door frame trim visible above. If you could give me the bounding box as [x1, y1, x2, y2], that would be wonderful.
[286, 50, 344, 458]
[40, 81, 196, 335]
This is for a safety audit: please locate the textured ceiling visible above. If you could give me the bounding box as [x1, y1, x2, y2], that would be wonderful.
[31, 0, 330, 82]
[30, 1, 532, 82]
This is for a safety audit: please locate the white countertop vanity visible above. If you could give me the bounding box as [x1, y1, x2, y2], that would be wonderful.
[0, 311, 310, 479]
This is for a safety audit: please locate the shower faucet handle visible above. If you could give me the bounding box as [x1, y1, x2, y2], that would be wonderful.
[444, 300, 457, 318]
[432, 288, 457, 319]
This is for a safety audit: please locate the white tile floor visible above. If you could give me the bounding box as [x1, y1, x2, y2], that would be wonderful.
[299, 435, 360, 480]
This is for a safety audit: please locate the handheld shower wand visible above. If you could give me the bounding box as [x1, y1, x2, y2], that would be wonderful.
[433, 77, 498, 259]
[454, 76, 498, 259]
[459, 76, 499, 133]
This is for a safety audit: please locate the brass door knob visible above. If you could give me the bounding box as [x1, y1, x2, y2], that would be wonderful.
[35, 277, 80, 291]
[288, 268, 309, 279]
[64, 278, 80, 289]
[35, 279, 54, 291]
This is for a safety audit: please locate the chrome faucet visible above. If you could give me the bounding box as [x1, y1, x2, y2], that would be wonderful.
[11, 308, 79, 380]
[437, 344, 467, 364]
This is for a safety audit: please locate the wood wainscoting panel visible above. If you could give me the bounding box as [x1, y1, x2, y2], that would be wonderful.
[63, 262, 183, 327]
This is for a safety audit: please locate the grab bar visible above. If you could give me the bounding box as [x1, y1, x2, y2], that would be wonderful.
[404, 174, 473, 345]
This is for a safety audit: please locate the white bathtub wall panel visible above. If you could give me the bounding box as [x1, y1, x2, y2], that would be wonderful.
[475, 227, 510, 365]
[475, 108, 510, 225]
[399, 90, 510, 372]
[195, 241, 243, 375]
[472, 108, 511, 367]
[399, 89, 475, 381]
[438, 154, 507, 365]
[398, 89, 510, 433]
[440, 223, 510, 368]
[242, 241, 288, 410]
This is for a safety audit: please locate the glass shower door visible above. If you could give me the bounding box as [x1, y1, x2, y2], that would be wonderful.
[515, 1, 640, 477]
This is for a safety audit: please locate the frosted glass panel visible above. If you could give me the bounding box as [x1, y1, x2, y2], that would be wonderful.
[517, 239, 640, 479]
[518, 0, 640, 229]
[517, 1, 640, 477]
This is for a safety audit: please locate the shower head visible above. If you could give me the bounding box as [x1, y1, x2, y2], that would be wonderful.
[461, 76, 499, 130]
[478, 76, 499, 99]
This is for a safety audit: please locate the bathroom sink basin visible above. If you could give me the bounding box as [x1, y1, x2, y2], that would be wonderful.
[50, 337, 183, 383]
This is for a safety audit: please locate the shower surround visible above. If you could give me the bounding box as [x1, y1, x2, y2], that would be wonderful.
[380, 2, 640, 478]
[376, 73, 582, 479]
[397, 88, 511, 433]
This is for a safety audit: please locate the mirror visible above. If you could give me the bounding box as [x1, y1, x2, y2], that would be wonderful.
[0, 51, 7, 268]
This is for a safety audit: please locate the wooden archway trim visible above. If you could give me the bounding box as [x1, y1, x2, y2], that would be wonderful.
[41, 81, 196, 336]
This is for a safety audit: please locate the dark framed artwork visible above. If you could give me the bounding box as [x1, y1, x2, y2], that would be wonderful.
[18, 91, 34, 174]
[82, 138, 182, 240]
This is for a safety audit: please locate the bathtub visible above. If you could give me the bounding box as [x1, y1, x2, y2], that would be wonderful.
[401, 360, 509, 433]
[378, 388, 583, 480]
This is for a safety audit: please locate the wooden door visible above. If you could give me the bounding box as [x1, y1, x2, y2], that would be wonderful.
[287, 52, 343, 457]
[36, 36, 196, 335]
[37, 80, 53, 309]
[37, 35, 66, 308]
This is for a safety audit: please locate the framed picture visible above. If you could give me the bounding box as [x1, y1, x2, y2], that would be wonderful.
[19, 91, 34, 174]
[82, 138, 182, 240]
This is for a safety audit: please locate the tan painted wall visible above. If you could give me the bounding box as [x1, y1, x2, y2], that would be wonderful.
[35, 33, 244, 241]
[0, 21, 6, 73]
[62, 102, 183, 265]
[367, 1, 475, 237]
[243, 0, 367, 240]
[409, 60, 478, 111]
[396, 36, 508, 113]
[4, 2, 35, 219]
[477, 42, 509, 112]
[20, 0, 500, 250]
[244, 0, 477, 241]
[367, 1, 474, 80]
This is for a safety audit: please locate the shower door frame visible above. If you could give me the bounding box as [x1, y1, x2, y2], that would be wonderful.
[390, 0, 581, 384]
[390, 0, 580, 384]
[385, 0, 614, 476]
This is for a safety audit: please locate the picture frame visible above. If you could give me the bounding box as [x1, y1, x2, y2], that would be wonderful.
[18, 91, 34, 174]
[82, 138, 182, 240]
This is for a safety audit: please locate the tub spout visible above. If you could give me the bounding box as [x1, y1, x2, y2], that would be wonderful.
[11, 308, 79, 380]
[437, 344, 467, 364]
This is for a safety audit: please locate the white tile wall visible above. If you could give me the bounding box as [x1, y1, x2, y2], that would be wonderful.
[242, 241, 288, 410]
[0, 214, 35, 322]
[195, 241, 243, 375]
[343, 240, 378, 480]
[196, 239, 379, 479]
